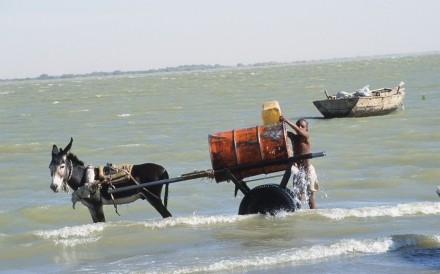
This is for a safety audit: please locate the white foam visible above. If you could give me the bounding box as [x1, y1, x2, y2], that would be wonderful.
[0, 91, 15, 95]
[34, 223, 106, 246]
[160, 236, 400, 273]
[115, 143, 142, 148]
[431, 235, 440, 243]
[54, 237, 101, 247]
[70, 109, 89, 112]
[319, 202, 440, 220]
[142, 214, 253, 229]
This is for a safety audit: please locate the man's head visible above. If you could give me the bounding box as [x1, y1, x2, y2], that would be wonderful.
[296, 119, 308, 131]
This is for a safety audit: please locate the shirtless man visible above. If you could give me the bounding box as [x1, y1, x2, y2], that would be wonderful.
[280, 115, 319, 209]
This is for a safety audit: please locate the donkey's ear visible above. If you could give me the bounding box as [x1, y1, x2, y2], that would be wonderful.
[52, 144, 59, 156]
[64, 137, 73, 154]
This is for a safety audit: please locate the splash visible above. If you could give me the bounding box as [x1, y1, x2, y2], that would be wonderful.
[319, 202, 440, 220]
[291, 166, 310, 208]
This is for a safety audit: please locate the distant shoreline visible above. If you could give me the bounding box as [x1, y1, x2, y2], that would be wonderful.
[1, 51, 438, 82]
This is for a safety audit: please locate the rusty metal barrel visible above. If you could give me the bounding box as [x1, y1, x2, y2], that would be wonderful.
[208, 124, 293, 183]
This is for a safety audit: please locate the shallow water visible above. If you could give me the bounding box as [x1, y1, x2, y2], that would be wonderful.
[1, 54, 440, 273]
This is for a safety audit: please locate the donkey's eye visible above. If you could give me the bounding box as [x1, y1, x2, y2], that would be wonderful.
[60, 164, 65, 169]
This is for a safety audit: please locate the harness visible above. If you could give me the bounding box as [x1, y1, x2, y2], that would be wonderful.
[62, 160, 74, 193]
[103, 163, 162, 215]
[70, 164, 100, 209]
[70, 162, 161, 216]
[106, 163, 121, 216]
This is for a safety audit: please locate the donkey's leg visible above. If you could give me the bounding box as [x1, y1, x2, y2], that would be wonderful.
[141, 189, 172, 218]
[132, 163, 172, 218]
[87, 204, 106, 223]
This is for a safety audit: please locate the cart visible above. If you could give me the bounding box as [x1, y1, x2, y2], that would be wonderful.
[109, 124, 326, 215]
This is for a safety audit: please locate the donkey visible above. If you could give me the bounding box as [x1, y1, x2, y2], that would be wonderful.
[49, 138, 172, 222]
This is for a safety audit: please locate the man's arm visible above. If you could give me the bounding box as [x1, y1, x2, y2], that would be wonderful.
[280, 115, 309, 138]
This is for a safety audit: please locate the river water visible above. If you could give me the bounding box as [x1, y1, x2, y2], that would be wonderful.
[1, 54, 440, 273]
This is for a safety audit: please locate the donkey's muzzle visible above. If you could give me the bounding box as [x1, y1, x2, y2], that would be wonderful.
[50, 183, 59, 193]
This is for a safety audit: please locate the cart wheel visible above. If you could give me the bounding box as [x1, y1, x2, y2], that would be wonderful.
[238, 184, 296, 215]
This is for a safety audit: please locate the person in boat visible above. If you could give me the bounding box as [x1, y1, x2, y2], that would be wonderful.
[279, 115, 319, 209]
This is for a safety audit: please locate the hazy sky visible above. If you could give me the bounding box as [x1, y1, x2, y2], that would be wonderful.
[1, 0, 439, 79]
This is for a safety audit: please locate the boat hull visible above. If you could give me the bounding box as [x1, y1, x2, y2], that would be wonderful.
[313, 89, 405, 118]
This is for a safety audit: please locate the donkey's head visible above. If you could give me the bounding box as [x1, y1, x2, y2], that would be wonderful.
[49, 137, 73, 193]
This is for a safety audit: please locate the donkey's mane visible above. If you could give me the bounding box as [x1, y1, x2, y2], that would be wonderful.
[67, 153, 85, 166]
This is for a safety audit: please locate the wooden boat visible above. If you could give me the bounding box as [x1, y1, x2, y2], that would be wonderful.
[313, 82, 405, 118]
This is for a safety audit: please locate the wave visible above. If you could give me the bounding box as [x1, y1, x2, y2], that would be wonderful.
[141, 214, 254, 229]
[0, 91, 15, 95]
[31, 202, 440, 248]
[0, 142, 42, 153]
[154, 234, 440, 274]
[34, 223, 107, 246]
[140, 202, 440, 230]
[317, 202, 440, 220]
[31, 215, 250, 246]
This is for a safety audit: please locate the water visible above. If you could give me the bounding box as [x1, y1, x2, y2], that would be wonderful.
[1, 54, 440, 273]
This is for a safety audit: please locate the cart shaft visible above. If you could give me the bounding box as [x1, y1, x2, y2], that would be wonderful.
[108, 152, 325, 194]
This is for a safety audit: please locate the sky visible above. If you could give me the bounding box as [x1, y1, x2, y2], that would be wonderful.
[1, 0, 440, 79]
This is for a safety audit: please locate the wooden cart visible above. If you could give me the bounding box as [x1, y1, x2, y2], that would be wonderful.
[109, 124, 326, 215]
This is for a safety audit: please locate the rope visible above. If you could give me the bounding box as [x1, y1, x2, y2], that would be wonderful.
[117, 168, 161, 200]
[107, 165, 120, 216]
[106, 164, 162, 216]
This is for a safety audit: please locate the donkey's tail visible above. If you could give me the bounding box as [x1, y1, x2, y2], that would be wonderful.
[162, 170, 170, 208]
[164, 183, 169, 208]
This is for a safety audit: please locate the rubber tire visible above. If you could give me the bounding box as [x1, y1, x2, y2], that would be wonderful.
[238, 184, 296, 215]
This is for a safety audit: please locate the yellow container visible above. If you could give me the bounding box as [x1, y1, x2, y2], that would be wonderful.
[261, 100, 282, 125]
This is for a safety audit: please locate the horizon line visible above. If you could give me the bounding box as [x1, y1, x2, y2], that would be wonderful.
[1, 50, 438, 82]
